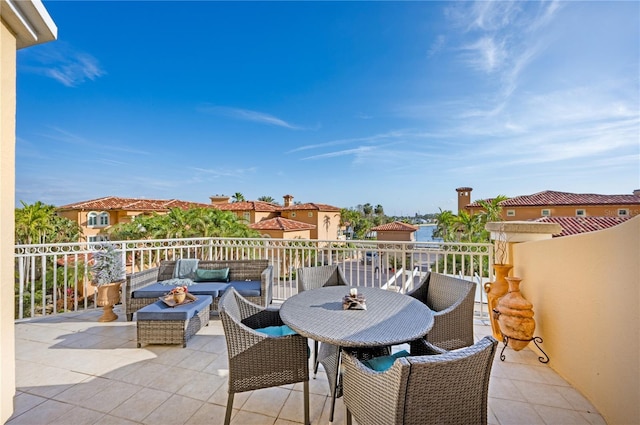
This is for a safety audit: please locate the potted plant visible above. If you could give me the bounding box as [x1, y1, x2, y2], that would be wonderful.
[91, 244, 126, 322]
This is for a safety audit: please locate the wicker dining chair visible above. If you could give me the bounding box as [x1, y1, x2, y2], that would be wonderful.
[219, 288, 310, 425]
[343, 336, 498, 425]
[407, 272, 477, 352]
[296, 264, 348, 375]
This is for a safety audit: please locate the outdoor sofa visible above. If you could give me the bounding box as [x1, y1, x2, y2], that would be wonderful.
[124, 259, 273, 321]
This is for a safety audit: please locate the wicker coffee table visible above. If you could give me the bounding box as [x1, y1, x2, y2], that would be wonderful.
[136, 295, 212, 348]
[280, 286, 433, 420]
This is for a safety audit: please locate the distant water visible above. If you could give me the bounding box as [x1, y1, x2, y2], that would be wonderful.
[415, 224, 439, 242]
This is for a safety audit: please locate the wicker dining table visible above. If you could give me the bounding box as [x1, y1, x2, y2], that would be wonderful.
[280, 285, 434, 421]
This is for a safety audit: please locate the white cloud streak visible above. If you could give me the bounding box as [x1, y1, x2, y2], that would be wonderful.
[199, 105, 305, 130]
[20, 43, 105, 87]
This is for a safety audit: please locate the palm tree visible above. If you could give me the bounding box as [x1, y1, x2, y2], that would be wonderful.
[15, 201, 56, 244]
[362, 203, 373, 217]
[257, 196, 276, 204]
[374, 204, 384, 216]
[232, 192, 245, 203]
[433, 208, 456, 242]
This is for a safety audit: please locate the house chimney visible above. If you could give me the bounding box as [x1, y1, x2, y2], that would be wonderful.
[209, 195, 231, 205]
[456, 187, 473, 214]
[283, 194, 294, 207]
[634, 189, 640, 197]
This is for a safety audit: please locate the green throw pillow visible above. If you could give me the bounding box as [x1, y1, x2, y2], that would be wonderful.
[362, 350, 410, 372]
[194, 267, 230, 282]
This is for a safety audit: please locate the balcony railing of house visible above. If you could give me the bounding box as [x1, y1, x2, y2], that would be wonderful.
[14, 237, 493, 321]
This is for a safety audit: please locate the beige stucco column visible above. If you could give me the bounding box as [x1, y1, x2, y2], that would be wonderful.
[0, 1, 56, 422]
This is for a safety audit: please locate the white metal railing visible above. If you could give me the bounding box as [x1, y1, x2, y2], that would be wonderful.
[14, 237, 493, 321]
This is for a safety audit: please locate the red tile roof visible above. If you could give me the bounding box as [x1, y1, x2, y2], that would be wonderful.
[279, 202, 341, 212]
[534, 216, 631, 237]
[249, 217, 316, 231]
[213, 201, 279, 212]
[371, 221, 419, 232]
[57, 196, 212, 211]
[468, 190, 640, 207]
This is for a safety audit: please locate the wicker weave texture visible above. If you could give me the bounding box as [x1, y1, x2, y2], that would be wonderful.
[136, 303, 210, 348]
[343, 336, 498, 425]
[297, 265, 349, 292]
[219, 289, 309, 393]
[408, 272, 476, 351]
[124, 260, 272, 321]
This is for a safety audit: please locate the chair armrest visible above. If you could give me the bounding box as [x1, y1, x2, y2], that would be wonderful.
[261, 265, 274, 306]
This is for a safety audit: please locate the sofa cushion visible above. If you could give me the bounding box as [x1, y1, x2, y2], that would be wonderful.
[223, 280, 261, 297]
[137, 295, 213, 321]
[133, 282, 230, 299]
[194, 267, 230, 282]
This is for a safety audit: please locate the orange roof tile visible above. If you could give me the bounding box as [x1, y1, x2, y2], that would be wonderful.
[57, 196, 212, 211]
[468, 190, 640, 208]
[279, 202, 341, 212]
[371, 221, 419, 232]
[213, 201, 279, 212]
[534, 216, 631, 237]
[249, 217, 316, 231]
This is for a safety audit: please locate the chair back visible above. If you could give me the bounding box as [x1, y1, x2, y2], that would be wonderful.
[297, 265, 347, 292]
[403, 336, 497, 424]
[426, 273, 475, 312]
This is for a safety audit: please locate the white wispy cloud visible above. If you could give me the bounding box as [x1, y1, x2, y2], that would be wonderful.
[40, 127, 150, 155]
[199, 105, 305, 130]
[288, 129, 418, 154]
[20, 43, 105, 87]
[191, 166, 257, 178]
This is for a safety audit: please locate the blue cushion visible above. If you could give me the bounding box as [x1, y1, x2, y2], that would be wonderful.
[362, 350, 410, 371]
[137, 295, 213, 321]
[194, 268, 230, 282]
[224, 280, 261, 297]
[133, 282, 229, 299]
[255, 325, 298, 336]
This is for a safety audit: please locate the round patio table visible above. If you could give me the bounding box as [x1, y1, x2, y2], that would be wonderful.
[280, 285, 433, 421]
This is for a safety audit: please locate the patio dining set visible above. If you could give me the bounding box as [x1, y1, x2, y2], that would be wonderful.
[217, 263, 496, 425]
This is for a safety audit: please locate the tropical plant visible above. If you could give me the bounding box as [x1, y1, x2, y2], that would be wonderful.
[258, 195, 276, 204]
[91, 244, 125, 286]
[232, 192, 246, 203]
[15, 201, 81, 244]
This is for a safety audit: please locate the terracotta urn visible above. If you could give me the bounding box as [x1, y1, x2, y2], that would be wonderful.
[96, 281, 122, 322]
[484, 264, 513, 340]
[496, 276, 535, 350]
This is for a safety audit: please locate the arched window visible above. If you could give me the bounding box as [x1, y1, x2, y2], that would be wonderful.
[87, 212, 98, 227]
[98, 212, 110, 226]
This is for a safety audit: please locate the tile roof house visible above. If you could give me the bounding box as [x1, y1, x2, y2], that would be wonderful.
[370, 221, 419, 242]
[57, 194, 343, 242]
[463, 188, 640, 236]
[248, 217, 316, 239]
[534, 216, 632, 237]
[57, 196, 214, 242]
[214, 194, 342, 241]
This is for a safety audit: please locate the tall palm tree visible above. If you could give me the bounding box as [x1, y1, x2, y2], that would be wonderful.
[232, 192, 246, 203]
[374, 204, 384, 216]
[362, 203, 373, 217]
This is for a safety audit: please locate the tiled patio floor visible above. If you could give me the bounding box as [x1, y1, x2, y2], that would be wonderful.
[8, 306, 606, 425]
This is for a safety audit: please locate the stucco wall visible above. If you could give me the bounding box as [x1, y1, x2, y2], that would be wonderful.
[512, 216, 639, 424]
[0, 20, 17, 424]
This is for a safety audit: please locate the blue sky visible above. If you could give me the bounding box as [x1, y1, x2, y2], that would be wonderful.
[16, 1, 639, 215]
